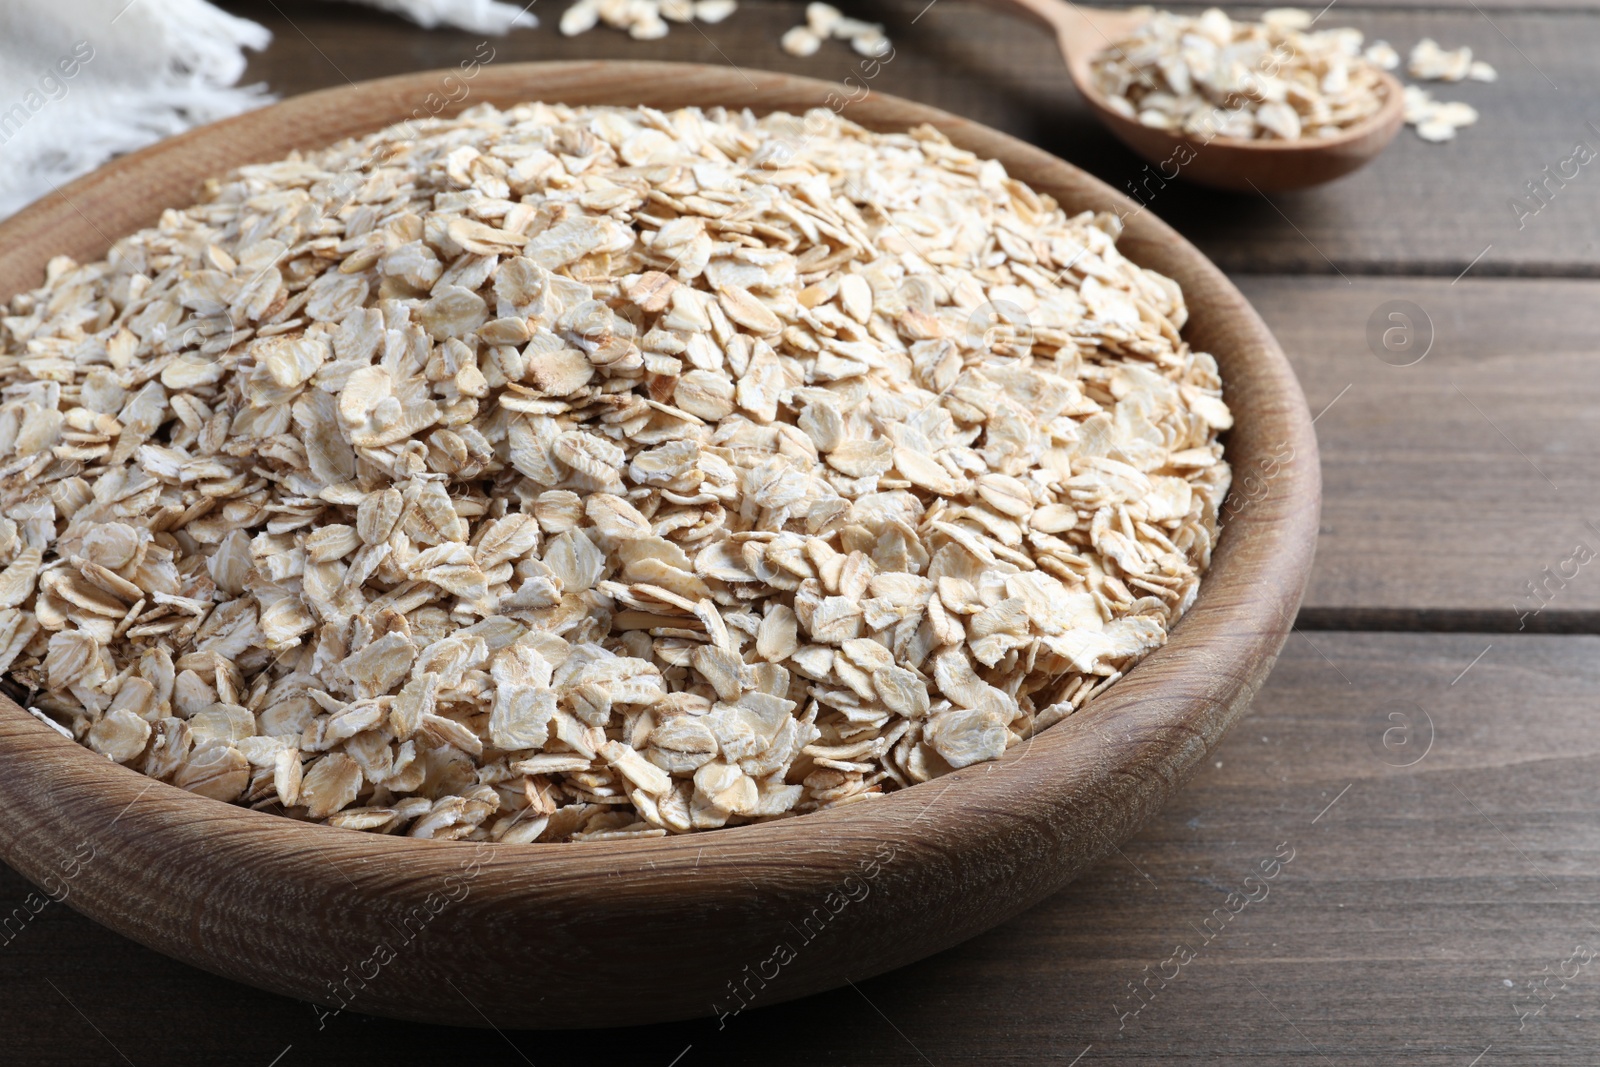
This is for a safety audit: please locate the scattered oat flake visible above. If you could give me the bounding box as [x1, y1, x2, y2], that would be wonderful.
[559, 0, 735, 38]
[784, 3, 889, 59]
[782, 25, 823, 57]
[1409, 37, 1475, 82]
[1402, 84, 1478, 141]
[1363, 41, 1400, 72]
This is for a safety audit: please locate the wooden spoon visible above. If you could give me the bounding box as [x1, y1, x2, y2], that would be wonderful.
[993, 0, 1406, 192]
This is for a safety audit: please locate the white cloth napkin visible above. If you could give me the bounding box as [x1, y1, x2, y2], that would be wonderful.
[0, 0, 535, 219]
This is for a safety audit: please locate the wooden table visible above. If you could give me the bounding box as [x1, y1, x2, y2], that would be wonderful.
[7, 1, 1597, 1062]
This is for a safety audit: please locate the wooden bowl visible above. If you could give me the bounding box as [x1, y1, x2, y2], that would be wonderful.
[0, 62, 1320, 1028]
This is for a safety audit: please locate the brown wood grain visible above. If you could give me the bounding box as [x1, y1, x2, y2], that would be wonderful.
[0, 62, 1319, 1028]
[4, 631, 1595, 1064]
[1234, 275, 1600, 627]
[218, 0, 1600, 276]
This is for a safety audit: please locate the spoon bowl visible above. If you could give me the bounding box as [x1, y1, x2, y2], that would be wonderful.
[1004, 0, 1406, 192]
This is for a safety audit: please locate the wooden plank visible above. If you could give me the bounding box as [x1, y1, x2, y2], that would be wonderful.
[3, 632, 1595, 1062]
[1234, 275, 1600, 627]
[1287, 0, 1600, 7]
[1167, 0, 1600, 8]
[219, 1, 1600, 275]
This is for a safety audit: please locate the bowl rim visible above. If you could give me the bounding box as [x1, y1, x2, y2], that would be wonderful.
[0, 60, 1318, 893]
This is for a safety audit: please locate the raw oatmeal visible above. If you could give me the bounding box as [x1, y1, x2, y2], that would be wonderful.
[1090, 7, 1393, 142]
[0, 102, 1231, 842]
[1090, 7, 1491, 144]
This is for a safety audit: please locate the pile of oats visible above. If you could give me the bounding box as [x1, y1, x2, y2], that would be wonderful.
[0, 102, 1230, 843]
[1092, 8, 1497, 147]
[1089, 7, 1390, 141]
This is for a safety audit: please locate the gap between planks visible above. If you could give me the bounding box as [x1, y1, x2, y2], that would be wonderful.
[1295, 607, 1600, 633]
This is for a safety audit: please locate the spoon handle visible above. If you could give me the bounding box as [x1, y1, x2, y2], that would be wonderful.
[967, 1, 1151, 86]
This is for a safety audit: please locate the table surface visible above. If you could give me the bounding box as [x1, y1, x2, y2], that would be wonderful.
[7, 1, 1598, 1063]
